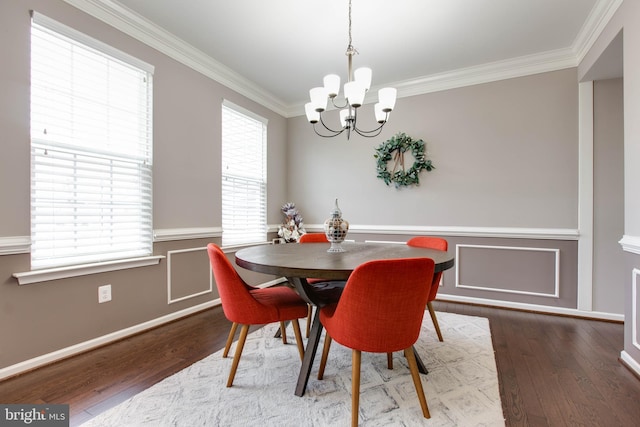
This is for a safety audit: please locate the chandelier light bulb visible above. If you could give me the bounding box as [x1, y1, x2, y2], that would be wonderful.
[305, 102, 320, 123]
[378, 87, 397, 112]
[354, 67, 372, 92]
[344, 81, 365, 108]
[310, 87, 328, 112]
[374, 103, 387, 123]
[323, 74, 341, 98]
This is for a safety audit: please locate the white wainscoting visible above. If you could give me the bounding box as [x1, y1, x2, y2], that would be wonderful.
[633, 269, 640, 351]
[455, 244, 560, 298]
[167, 247, 212, 304]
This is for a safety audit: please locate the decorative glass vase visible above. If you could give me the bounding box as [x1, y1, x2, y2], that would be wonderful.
[323, 199, 349, 253]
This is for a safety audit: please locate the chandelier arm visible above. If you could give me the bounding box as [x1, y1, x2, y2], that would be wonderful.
[315, 113, 345, 136]
[319, 113, 345, 134]
[353, 125, 385, 138]
[330, 97, 349, 109]
[313, 123, 345, 138]
[352, 108, 386, 137]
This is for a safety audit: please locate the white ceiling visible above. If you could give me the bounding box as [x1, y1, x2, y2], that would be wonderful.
[107, 0, 618, 115]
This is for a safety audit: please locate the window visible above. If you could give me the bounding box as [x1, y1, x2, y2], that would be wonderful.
[30, 12, 153, 269]
[221, 100, 267, 246]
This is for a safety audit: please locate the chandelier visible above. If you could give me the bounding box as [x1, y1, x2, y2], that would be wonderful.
[304, 0, 397, 139]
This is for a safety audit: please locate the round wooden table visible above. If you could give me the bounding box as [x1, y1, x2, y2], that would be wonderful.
[235, 241, 455, 396]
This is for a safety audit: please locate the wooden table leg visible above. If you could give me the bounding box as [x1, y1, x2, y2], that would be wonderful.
[295, 308, 323, 396]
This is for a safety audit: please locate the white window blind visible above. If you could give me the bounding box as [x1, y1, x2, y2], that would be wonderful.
[221, 101, 267, 246]
[30, 12, 153, 269]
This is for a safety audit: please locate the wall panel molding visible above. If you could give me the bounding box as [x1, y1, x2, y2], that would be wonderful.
[167, 247, 212, 304]
[633, 269, 640, 351]
[455, 244, 560, 298]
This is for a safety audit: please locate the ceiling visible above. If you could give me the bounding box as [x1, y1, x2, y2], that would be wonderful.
[106, 0, 618, 115]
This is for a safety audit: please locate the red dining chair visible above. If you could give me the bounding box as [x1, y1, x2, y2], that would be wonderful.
[207, 243, 308, 387]
[406, 236, 448, 342]
[222, 282, 294, 357]
[298, 232, 330, 244]
[318, 258, 435, 426]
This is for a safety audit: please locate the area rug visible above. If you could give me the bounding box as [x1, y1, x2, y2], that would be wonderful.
[81, 312, 504, 426]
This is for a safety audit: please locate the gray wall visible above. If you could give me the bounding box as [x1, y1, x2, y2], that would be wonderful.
[0, 0, 287, 373]
[287, 69, 588, 312]
[578, 0, 640, 374]
[288, 70, 579, 228]
[593, 78, 624, 314]
[620, 0, 640, 375]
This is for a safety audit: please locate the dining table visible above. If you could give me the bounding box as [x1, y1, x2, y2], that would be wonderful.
[235, 241, 455, 396]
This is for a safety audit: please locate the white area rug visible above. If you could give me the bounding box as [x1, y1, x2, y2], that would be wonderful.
[82, 312, 504, 426]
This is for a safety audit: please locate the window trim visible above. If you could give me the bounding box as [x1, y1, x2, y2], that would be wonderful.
[29, 11, 154, 270]
[31, 11, 154, 74]
[13, 256, 164, 285]
[221, 100, 268, 246]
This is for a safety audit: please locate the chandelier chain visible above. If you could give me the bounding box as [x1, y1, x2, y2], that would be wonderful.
[348, 0, 352, 47]
[304, 0, 396, 139]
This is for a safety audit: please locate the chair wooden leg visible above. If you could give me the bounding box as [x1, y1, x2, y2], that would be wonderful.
[352, 350, 362, 427]
[291, 319, 305, 361]
[317, 334, 332, 380]
[404, 347, 430, 419]
[427, 301, 443, 342]
[223, 322, 239, 358]
[306, 304, 313, 338]
[227, 324, 250, 387]
[280, 321, 288, 344]
[387, 352, 393, 369]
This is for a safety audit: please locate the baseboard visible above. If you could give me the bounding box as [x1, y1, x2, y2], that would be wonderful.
[0, 300, 220, 381]
[0, 277, 288, 381]
[620, 351, 640, 378]
[438, 294, 624, 322]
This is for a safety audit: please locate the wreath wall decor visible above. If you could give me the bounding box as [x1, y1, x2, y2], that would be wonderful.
[374, 132, 435, 188]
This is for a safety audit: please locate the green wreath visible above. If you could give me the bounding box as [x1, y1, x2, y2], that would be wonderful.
[374, 132, 435, 188]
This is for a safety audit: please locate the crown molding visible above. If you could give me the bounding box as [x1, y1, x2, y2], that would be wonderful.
[573, 0, 623, 63]
[61, 0, 290, 117]
[65, 0, 621, 119]
[393, 48, 577, 99]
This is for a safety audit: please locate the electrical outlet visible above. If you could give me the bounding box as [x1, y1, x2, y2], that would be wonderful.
[98, 284, 112, 303]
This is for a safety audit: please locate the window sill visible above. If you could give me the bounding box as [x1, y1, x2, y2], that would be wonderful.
[13, 256, 165, 285]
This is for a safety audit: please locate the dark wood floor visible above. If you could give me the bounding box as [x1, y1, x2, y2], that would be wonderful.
[1, 301, 639, 426]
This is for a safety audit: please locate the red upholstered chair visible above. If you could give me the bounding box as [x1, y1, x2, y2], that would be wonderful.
[207, 243, 308, 387]
[298, 232, 330, 244]
[406, 236, 448, 341]
[318, 258, 436, 426]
